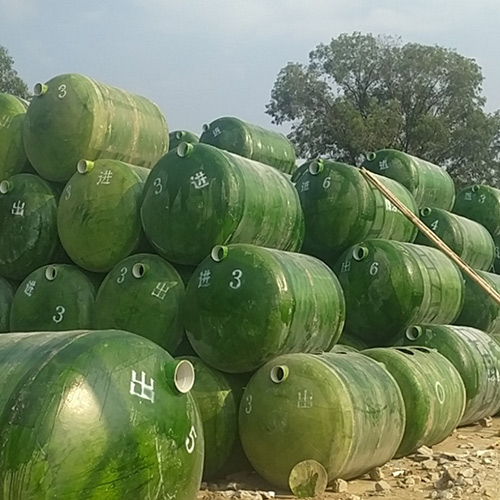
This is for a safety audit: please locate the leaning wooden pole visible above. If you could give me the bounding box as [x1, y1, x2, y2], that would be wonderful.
[360, 167, 500, 307]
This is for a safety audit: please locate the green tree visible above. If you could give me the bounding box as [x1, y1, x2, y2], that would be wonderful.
[0, 45, 29, 99]
[266, 32, 500, 188]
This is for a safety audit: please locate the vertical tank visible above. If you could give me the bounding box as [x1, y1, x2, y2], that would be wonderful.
[0, 278, 13, 333]
[362, 149, 455, 210]
[296, 159, 418, 264]
[199, 116, 296, 174]
[23, 73, 169, 182]
[403, 324, 500, 425]
[0, 93, 31, 180]
[363, 347, 465, 457]
[9, 264, 96, 332]
[0, 174, 62, 281]
[94, 253, 185, 353]
[0, 329, 203, 499]
[334, 240, 464, 346]
[415, 207, 495, 271]
[57, 159, 149, 272]
[455, 270, 500, 335]
[169, 130, 199, 151]
[140, 143, 304, 266]
[453, 185, 500, 237]
[184, 244, 345, 373]
[239, 352, 405, 488]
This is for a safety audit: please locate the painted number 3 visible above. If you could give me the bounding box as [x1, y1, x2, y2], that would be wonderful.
[185, 426, 197, 454]
[58, 84, 67, 99]
[229, 269, 243, 289]
[52, 305, 66, 324]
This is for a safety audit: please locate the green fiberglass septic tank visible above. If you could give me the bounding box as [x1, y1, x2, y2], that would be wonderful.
[362, 149, 455, 210]
[0, 278, 13, 333]
[141, 143, 304, 266]
[334, 240, 464, 346]
[0, 174, 61, 280]
[94, 253, 185, 353]
[0, 329, 203, 500]
[10, 264, 96, 332]
[184, 244, 345, 373]
[239, 352, 405, 488]
[0, 93, 31, 180]
[57, 159, 149, 273]
[23, 73, 169, 182]
[169, 130, 199, 151]
[199, 116, 296, 174]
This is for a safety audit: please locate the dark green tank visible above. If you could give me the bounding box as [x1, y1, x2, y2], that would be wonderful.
[453, 185, 500, 237]
[0, 329, 203, 499]
[0, 174, 61, 280]
[94, 253, 185, 353]
[23, 73, 169, 182]
[169, 130, 199, 151]
[363, 346, 465, 457]
[199, 116, 296, 174]
[296, 159, 418, 264]
[493, 234, 500, 274]
[362, 149, 455, 209]
[184, 244, 345, 373]
[57, 159, 150, 272]
[141, 143, 304, 265]
[0, 93, 31, 180]
[415, 207, 495, 271]
[0, 278, 13, 333]
[334, 240, 464, 346]
[403, 324, 500, 425]
[9, 264, 96, 332]
[239, 352, 405, 488]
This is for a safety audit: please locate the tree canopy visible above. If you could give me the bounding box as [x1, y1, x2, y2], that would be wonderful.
[0, 45, 29, 99]
[266, 32, 500, 188]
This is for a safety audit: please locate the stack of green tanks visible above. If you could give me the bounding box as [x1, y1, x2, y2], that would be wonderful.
[3, 72, 500, 498]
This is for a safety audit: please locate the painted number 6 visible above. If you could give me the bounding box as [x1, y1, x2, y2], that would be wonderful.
[369, 262, 379, 276]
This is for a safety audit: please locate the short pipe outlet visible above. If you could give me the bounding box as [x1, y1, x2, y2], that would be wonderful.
[211, 245, 228, 262]
[45, 265, 57, 281]
[270, 365, 289, 384]
[132, 263, 148, 278]
[77, 160, 94, 174]
[366, 152, 377, 162]
[173, 360, 195, 393]
[352, 245, 369, 261]
[33, 83, 48, 96]
[177, 142, 194, 158]
[406, 325, 422, 341]
[308, 159, 324, 175]
[0, 180, 12, 194]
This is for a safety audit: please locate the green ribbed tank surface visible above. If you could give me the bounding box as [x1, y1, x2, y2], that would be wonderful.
[184, 244, 345, 373]
[0, 329, 203, 499]
[23, 73, 169, 182]
[0, 278, 13, 333]
[169, 130, 199, 151]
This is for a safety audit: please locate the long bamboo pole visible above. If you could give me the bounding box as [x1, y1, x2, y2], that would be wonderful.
[359, 167, 500, 307]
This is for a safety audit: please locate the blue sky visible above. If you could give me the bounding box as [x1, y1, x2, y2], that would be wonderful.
[1, 0, 499, 135]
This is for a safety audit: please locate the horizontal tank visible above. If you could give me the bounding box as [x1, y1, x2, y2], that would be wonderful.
[0, 277, 13, 333]
[0, 329, 203, 499]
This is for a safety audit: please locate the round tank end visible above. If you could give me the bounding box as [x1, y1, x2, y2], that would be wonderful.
[352, 245, 369, 261]
[211, 245, 228, 262]
[132, 263, 148, 279]
[366, 152, 377, 162]
[202, 123, 210, 133]
[45, 265, 58, 281]
[33, 82, 48, 96]
[77, 160, 94, 174]
[270, 365, 289, 384]
[289, 460, 328, 498]
[308, 159, 324, 176]
[420, 207, 432, 217]
[175, 131, 185, 140]
[177, 142, 194, 158]
[406, 325, 422, 341]
[0, 180, 12, 194]
[173, 360, 195, 393]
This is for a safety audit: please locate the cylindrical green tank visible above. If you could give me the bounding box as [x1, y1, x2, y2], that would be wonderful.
[493, 234, 500, 274]
[0, 93, 31, 180]
[239, 352, 405, 488]
[334, 240, 464, 346]
[140, 143, 305, 266]
[0, 278, 13, 333]
[10, 264, 96, 332]
[23, 73, 169, 182]
[94, 253, 185, 353]
[415, 207, 495, 271]
[0, 174, 62, 281]
[363, 346, 465, 457]
[453, 185, 500, 237]
[455, 270, 500, 334]
[178, 356, 246, 480]
[199, 116, 296, 174]
[296, 159, 418, 264]
[0, 329, 203, 499]
[169, 130, 199, 151]
[184, 244, 345, 373]
[403, 324, 500, 425]
[362, 149, 455, 210]
[57, 159, 149, 272]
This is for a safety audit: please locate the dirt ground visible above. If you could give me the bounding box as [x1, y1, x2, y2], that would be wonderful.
[198, 417, 500, 500]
